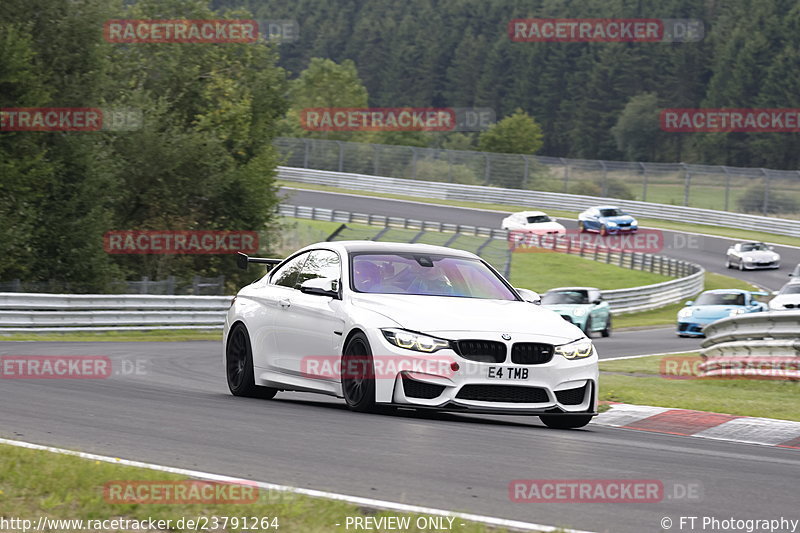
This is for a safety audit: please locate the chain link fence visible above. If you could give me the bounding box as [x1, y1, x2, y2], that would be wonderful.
[275, 137, 800, 218]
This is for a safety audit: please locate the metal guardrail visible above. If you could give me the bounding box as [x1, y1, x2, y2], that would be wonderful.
[699, 311, 800, 379]
[0, 293, 232, 333]
[278, 166, 800, 238]
[280, 204, 704, 315]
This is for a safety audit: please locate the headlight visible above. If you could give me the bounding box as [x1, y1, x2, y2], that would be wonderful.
[607, 221, 618, 226]
[555, 338, 594, 360]
[381, 328, 450, 353]
[745, 257, 754, 262]
[772, 254, 780, 260]
[678, 308, 693, 318]
[729, 308, 746, 316]
[573, 308, 587, 317]
[630, 218, 638, 226]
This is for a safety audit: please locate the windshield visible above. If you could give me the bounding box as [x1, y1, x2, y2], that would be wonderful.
[780, 284, 800, 295]
[542, 291, 589, 305]
[526, 215, 551, 223]
[599, 208, 624, 217]
[695, 293, 745, 306]
[741, 243, 768, 252]
[350, 253, 517, 300]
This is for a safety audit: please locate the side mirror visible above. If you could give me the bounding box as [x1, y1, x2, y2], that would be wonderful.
[299, 278, 340, 298]
[592, 299, 602, 305]
[516, 288, 541, 305]
[685, 300, 694, 306]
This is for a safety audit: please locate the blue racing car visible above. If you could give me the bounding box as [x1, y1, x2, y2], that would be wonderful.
[676, 289, 768, 337]
[578, 205, 638, 235]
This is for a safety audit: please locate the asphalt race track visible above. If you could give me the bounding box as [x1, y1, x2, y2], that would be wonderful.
[1, 341, 798, 533]
[281, 188, 800, 291]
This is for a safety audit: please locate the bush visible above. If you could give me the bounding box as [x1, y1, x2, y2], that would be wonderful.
[737, 185, 800, 215]
[568, 179, 634, 200]
[410, 159, 481, 185]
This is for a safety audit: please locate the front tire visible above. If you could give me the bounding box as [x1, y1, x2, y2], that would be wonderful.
[226, 323, 277, 399]
[341, 332, 378, 413]
[725, 259, 731, 269]
[600, 225, 609, 236]
[540, 415, 593, 429]
[578, 221, 586, 233]
[601, 315, 612, 337]
[738, 261, 745, 271]
[583, 316, 593, 337]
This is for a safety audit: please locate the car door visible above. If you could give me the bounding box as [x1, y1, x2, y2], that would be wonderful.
[250, 251, 311, 372]
[587, 289, 608, 329]
[273, 249, 346, 378]
[586, 209, 600, 231]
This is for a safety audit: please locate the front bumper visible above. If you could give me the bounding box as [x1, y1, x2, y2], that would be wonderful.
[369, 330, 599, 414]
[740, 261, 780, 270]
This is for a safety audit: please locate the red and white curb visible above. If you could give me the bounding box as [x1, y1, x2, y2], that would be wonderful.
[594, 403, 800, 449]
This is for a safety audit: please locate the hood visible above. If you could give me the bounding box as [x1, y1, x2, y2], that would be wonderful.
[350, 294, 581, 343]
[524, 222, 565, 232]
[541, 303, 589, 316]
[602, 215, 636, 224]
[769, 294, 800, 309]
[688, 305, 743, 319]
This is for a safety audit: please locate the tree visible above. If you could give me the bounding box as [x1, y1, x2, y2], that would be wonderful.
[611, 93, 662, 161]
[478, 109, 543, 154]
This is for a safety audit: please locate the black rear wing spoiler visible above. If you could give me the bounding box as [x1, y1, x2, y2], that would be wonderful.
[236, 252, 282, 271]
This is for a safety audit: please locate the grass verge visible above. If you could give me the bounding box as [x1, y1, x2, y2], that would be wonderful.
[279, 181, 800, 247]
[0, 443, 514, 533]
[599, 353, 800, 421]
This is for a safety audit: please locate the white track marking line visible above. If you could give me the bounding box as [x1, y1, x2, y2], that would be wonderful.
[0, 437, 594, 533]
[280, 187, 800, 249]
[601, 350, 693, 362]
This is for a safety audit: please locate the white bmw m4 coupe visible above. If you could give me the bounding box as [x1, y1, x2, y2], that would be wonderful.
[224, 241, 599, 428]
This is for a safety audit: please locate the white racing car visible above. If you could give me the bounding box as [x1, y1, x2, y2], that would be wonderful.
[225, 241, 598, 429]
[501, 210, 566, 235]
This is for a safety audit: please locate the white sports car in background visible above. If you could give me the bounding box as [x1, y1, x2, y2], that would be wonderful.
[725, 241, 781, 270]
[769, 280, 800, 310]
[225, 241, 598, 429]
[501, 211, 566, 235]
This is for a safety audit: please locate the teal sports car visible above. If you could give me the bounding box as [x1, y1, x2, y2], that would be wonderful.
[541, 287, 612, 337]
